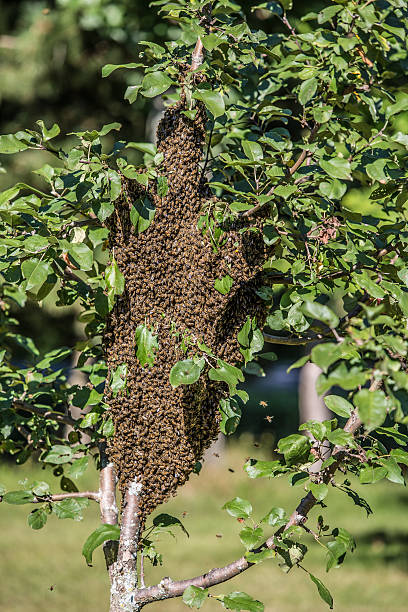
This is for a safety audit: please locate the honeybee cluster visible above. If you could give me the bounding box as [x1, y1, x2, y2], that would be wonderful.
[103, 95, 270, 520]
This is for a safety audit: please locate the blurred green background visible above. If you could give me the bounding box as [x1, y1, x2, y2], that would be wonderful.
[1, 1, 408, 611]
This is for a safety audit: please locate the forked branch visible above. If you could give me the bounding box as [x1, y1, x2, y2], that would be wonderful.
[132, 381, 380, 606]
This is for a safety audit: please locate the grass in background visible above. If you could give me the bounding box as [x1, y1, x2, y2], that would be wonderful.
[1, 438, 408, 612]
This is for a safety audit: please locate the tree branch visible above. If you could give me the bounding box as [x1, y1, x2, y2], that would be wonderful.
[191, 37, 204, 70]
[110, 479, 142, 612]
[34, 491, 100, 503]
[0, 491, 100, 504]
[100, 442, 119, 526]
[133, 380, 381, 605]
[263, 333, 324, 346]
[99, 442, 119, 582]
[13, 400, 78, 428]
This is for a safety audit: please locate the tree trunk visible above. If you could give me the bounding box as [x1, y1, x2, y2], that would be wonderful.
[110, 479, 142, 612]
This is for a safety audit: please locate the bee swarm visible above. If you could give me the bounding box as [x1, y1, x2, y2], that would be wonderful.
[104, 96, 269, 520]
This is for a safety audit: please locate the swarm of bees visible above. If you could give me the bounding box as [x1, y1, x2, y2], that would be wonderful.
[103, 81, 271, 521]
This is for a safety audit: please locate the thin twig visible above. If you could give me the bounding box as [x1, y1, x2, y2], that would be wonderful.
[13, 400, 78, 428]
[263, 333, 323, 346]
[200, 122, 214, 183]
[348, 120, 389, 162]
[0, 491, 101, 504]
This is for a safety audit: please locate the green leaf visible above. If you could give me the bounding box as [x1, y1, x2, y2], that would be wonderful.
[354, 271, 385, 299]
[221, 592, 264, 612]
[390, 448, 408, 466]
[308, 482, 328, 501]
[222, 497, 252, 519]
[170, 360, 202, 387]
[130, 197, 156, 234]
[103, 417, 114, 438]
[239, 526, 263, 550]
[157, 175, 169, 197]
[141, 71, 173, 97]
[82, 524, 120, 566]
[182, 586, 209, 609]
[105, 258, 125, 295]
[124, 85, 142, 104]
[202, 33, 225, 51]
[319, 179, 346, 200]
[287, 355, 309, 373]
[261, 506, 287, 527]
[360, 465, 388, 484]
[152, 513, 189, 537]
[0, 185, 21, 206]
[0, 133, 29, 154]
[309, 573, 333, 609]
[377, 427, 408, 446]
[110, 363, 128, 396]
[3, 490, 35, 504]
[135, 324, 158, 367]
[326, 429, 355, 447]
[245, 548, 275, 564]
[237, 316, 252, 347]
[366, 158, 387, 182]
[22, 259, 51, 291]
[102, 62, 142, 78]
[54, 498, 89, 520]
[381, 458, 404, 485]
[193, 89, 225, 119]
[36, 120, 60, 141]
[324, 395, 352, 418]
[42, 445, 73, 464]
[68, 457, 89, 480]
[267, 311, 285, 330]
[242, 140, 263, 161]
[258, 352, 277, 361]
[126, 142, 157, 156]
[67, 243, 94, 271]
[215, 275, 234, 295]
[320, 157, 351, 180]
[28, 508, 48, 530]
[354, 389, 387, 432]
[208, 360, 244, 395]
[107, 169, 122, 201]
[219, 397, 241, 435]
[244, 459, 284, 479]
[299, 77, 318, 106]
[311, 343, 341, 373]
[277, 434, 311, 466]
[301, 301, 339, 328]
[312, 105, 333, 123]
